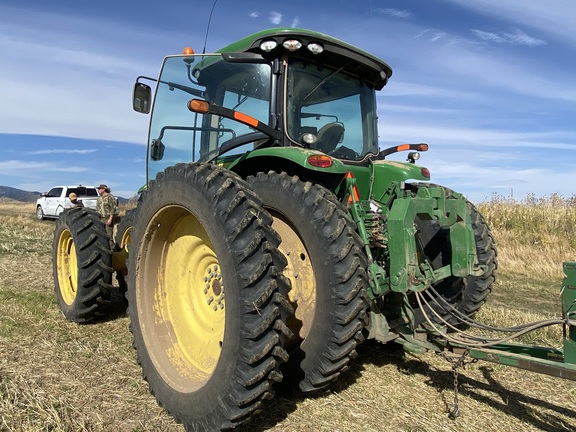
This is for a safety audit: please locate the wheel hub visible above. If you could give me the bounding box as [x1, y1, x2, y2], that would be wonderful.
[203, 265, 225, 311]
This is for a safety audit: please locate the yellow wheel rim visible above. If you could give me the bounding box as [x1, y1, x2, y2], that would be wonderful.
[269, 212, 316, 348]
[137, 206, 225, 393]
[120, 226, 133, 252]
[56, 229, 78, 305]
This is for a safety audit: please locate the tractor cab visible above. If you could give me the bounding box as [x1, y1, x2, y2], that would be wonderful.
[133, 28, 393, 182]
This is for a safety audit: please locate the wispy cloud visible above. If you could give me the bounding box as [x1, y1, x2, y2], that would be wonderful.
[414, 29, 462, 46]
[374, 8, 412, 19]
[0, 160, 51, 175]
[442, 0, 576, 47]
[0, 159, 88, 176]
[28, 149, 97, 155]
[472, 28, 546, 46]
[269, 11, 283, 25]
[291, 17, 301, 28]
[249, 12, 259, 19]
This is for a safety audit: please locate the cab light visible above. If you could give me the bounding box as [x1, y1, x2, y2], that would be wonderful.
[421, 167, 431, 179]
[183, 47, 195, 55]
[407, 151, 420, 163]
[417, 143, 429, 151]
[188, 99, 209, 114]
[307, 154, 333, 168]
[260, 40, 278, 52]
[301, 133, 317, 145]
[234, 111, 259, 128]
[283, 39, 303, 51]
[306, 43, 324, 54]
[397, 144, 411, 152]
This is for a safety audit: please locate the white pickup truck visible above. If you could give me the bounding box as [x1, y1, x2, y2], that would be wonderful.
[36, 185, 99, 220]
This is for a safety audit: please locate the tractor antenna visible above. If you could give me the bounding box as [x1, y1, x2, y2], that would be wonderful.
[202, 0, 219, 54]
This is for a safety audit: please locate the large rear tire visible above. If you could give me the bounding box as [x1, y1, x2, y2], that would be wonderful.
[411, 183, 497, 325]
[52, 207, 115, 322]
[128, 163, 292, 430]
[248, 172, 369, 392]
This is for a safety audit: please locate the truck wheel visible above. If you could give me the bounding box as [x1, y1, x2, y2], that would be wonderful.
[248, 172, 369, 392]
[128, 163, 292, 431]
[36, 205, 45, 220]
[411, 183, 497, 325]
[53, 208, 115, 322]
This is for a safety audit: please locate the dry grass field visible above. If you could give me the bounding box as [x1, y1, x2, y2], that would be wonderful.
[1, 197, 575, 432]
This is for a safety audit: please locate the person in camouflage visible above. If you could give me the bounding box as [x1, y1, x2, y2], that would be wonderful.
[96, 184, 116, 248]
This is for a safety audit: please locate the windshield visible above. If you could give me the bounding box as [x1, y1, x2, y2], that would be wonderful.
[285, 59, 379, 161]
[148, 54, 271, 179]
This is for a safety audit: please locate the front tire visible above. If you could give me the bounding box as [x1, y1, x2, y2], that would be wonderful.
[36, 205, 45, 220]
[128, 163, 292, 430]
[52, 208, 115, 322]
[248, 172, 369, 392]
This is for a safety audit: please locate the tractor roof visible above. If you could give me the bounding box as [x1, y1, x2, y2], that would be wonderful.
[217, 28, 393, 89]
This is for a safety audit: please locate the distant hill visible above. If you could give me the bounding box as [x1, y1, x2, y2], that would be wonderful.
[0, 185, 129, 204]
[0, 186, 41, 202]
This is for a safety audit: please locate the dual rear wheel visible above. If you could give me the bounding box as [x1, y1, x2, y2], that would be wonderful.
[124, 166, 369, 428]
[52, 166, 494, 431]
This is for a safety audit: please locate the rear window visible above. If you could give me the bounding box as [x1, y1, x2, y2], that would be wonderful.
[68, 187, 98, 197]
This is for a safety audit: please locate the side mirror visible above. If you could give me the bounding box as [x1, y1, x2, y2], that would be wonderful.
[133, 83, 151, 114]
[150, 139, 165, 161]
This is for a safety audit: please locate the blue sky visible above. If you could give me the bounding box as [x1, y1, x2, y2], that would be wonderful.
[1, 0, 575, 202]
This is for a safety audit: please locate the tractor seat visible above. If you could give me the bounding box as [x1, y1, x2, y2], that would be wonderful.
[314, 122, 345, 153]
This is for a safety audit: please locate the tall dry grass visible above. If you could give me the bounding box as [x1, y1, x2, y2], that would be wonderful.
[478, 193, 576, 282]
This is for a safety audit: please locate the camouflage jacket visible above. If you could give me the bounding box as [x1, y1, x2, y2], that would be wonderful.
[97, 193, 116, 218]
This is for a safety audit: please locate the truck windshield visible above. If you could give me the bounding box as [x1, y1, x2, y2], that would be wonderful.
[285, 58, 379, 161]
[148, 54, 272, 179]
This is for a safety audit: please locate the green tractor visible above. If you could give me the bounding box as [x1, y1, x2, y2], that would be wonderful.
[53, 28, 498, 430]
